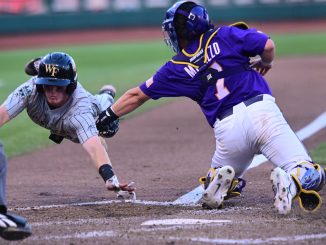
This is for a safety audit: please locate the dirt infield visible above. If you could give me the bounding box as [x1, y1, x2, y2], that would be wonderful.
[2, 21, 326, 244]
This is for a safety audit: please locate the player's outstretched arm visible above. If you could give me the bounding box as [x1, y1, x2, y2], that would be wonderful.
[0, 105, 10, 128]
[96, 82, 150, 130]
[82, 135, 134, 193]
[112, 85, 150, 117]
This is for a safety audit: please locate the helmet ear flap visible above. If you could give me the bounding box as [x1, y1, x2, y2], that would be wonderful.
[176, 4, 211, 40]
[66, 81, 77, 95]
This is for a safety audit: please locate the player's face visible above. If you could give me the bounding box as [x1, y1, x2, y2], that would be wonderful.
[43, 85, 69, 108]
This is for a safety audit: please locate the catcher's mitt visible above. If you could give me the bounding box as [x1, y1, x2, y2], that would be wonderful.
[98, 118, 120, 138]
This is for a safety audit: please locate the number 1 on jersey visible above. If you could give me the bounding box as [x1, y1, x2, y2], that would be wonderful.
[210, 62, 230, 100]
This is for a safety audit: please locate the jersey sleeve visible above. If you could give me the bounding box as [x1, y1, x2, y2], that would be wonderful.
[2, 79, 35, 119]
[139, 62, 187, 100]
[69, 113, 98, 144]
[226, 26, 269, 57]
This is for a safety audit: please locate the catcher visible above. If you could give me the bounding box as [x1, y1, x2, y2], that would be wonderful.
[96, 1, 325, 214]
[0, 52, 134, 240]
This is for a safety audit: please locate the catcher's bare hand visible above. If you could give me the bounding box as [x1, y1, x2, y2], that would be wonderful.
[250, 59, 272, 76]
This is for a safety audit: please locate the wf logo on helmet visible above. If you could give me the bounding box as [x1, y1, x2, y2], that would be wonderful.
[45, 64, 59, 77]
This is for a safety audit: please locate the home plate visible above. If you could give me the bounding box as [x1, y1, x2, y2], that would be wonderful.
[141, 219, 231, 226]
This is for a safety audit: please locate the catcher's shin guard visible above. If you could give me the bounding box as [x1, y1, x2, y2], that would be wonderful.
[0, 213, 32, 241]
[200, 166, 236, 209]
[289, 163, 325, 212]
[271, 163, 325, 214]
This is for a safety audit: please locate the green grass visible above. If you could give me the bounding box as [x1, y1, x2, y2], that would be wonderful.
[272, 32, 326, 57]
[1, 32, 326, 158]
[311, 142, 326, 165]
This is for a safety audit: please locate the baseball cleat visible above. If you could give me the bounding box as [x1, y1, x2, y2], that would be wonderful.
[0, 213, 32, 241]
[99, 85, 116, 98]
[201, 166, 235, 209]
[270, 167, 296, 215]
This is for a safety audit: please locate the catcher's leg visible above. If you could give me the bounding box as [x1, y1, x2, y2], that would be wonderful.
[200, 166, 239, 209]
[271, 161, 325, 215]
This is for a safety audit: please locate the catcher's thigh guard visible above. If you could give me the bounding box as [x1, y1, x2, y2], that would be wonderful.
[200, 166, 236, 209]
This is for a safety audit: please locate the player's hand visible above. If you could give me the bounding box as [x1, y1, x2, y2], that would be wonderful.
[250, 58, 272, 76]
[105, 175, 135, 192]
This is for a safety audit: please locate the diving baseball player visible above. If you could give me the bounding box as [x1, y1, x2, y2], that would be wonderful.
[96, 1, 326, 214]
[0, 52, 134, 240]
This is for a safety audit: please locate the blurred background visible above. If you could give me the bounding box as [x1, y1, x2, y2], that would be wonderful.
[0, 0, 325, 34]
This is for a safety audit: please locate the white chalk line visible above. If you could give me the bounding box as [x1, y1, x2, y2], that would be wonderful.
[29, 223, 230, 241]
[174, 112, 326, 205]
[10, 199, 198, 212]
[169, 233, 326, 244]
[30, 230, 116, 241]
[141, 218, 231, 226]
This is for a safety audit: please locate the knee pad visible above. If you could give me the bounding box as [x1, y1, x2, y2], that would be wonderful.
[289, 162, 325, 212]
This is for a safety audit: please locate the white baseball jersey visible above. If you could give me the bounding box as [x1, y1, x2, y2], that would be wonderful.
[3, 78, 113, 144]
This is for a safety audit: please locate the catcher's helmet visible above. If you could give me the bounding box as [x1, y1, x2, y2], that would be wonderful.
[35, 52, 77, 94]
[162, 1, 212, 53]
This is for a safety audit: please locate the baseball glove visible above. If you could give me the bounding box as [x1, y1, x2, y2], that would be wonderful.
[98, 118, 120, 138]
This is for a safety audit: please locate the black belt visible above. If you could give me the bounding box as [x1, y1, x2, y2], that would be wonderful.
[217, 95, 264, 121]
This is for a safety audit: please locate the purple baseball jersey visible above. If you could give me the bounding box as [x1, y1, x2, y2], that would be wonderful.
[139, 26, 272, 127]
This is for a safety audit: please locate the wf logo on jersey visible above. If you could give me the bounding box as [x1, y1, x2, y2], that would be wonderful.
[45, 64, 59, 77]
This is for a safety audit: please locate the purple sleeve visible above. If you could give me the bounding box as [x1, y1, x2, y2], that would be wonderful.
[139, 63, 185, 100]
[226, 26, 269, 56]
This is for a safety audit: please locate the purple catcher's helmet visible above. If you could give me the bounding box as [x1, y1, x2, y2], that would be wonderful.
[162, 1, 212, 53]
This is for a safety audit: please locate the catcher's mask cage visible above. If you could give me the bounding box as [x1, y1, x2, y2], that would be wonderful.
[35, 52, 78, 94]
[162, 0, 212, 53]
